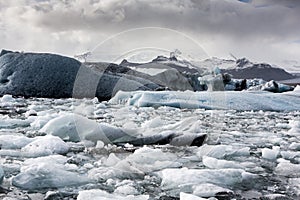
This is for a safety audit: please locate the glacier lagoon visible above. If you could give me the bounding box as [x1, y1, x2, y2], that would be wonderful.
[0, 90, 299, 199]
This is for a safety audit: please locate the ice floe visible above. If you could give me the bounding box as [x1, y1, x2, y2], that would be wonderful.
[159, 167, 256, 190]
[21, 135, 69, 157]
[12, 155, 90, 190]
[0, 95, 299, 199]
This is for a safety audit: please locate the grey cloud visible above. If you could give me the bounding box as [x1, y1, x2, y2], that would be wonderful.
[2, 0, 300, 40]
[0, 0, 299, 69]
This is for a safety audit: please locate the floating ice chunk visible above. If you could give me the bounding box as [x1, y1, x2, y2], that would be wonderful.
[125, 146, 181, 172]
[275, 159, 300, 177]
[197, 144, 250, 159]
[264, 194, 289, 200]
[22, 155, 68, 168]
[115, 184, 139, 196]
[12, 162, 90, 190]
[122, 121, 139, 136]
[0, 116, 30, 129]
[0, 135, 34, 149]
[40, 113, 126, 144]
[115, 180, 139, 196]
[73, 103, 95, 116]
[202, 156, 242, 169]
[96, 102, 107, 109]
[142, 116, 164, 129]
[180, 192, 208, 200]
[261, 146, 280, 161]
[159, 167, 253, 190]
[25, 109, 37, 117]
[77, 189, 149, 200]
[275, 123, 290, 129]
[287, 120, 300, 135]
[95, 140, 105, 149]
[193, 183, 233, 198]
[280, 151, 300, 160]
[88, 161, 144, 182]
[0, 94, 14, 103]
[104, 153, 121, 167]
[89, 147, 180, 181]
[261, 80, 294, 93]
[30, 113, 59, 129]
[21, 135, 69, 157]
[40, 113, 90, 142]
[289, 178, 300, 196]
[289, 142, 300, 151]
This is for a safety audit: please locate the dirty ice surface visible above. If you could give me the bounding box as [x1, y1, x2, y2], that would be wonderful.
[0, 93, 299, 199]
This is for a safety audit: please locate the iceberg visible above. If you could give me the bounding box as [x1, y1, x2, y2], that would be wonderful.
[0, 135, 34, 149]
[110, 88, 300, 111]
[159, 167, 255, 190]
[21, 135, 69, 157]
[0, 50, 161, 100]
[12, 155, 90, 190]
[40, 113, 206, 146]
[40, 113, 128, 144]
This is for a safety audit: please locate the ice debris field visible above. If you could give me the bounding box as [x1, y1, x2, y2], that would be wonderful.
[0, 88, 300, 199]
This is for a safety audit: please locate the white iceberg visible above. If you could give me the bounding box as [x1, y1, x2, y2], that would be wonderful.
[159, 167, 254, 190]
[261, 147, 280, 161]
[40, 113, 127, 144]
[0, 135, 34, 149]
[202, 156, 243, 169]
[88, 146, 181, 182]
[21, 135, 69, 157]
[12, 155, 90, 190]
[197, 144, 250, 159]
[110, 89, 300, 111]
[275, 159, 300, 178]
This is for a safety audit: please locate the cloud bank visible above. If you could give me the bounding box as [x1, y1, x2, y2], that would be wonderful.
[0, 0, 299, 70]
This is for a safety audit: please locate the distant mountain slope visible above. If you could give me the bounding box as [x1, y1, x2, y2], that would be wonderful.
[221, 58, 295, 81]
[278, 77, 300, 86]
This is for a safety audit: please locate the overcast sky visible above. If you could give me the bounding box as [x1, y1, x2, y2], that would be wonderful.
[0, 0, 299, 71]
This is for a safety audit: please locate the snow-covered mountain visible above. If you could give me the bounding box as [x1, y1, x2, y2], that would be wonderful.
[221, 58, 295, 81]
[194, 57, 296, 81]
